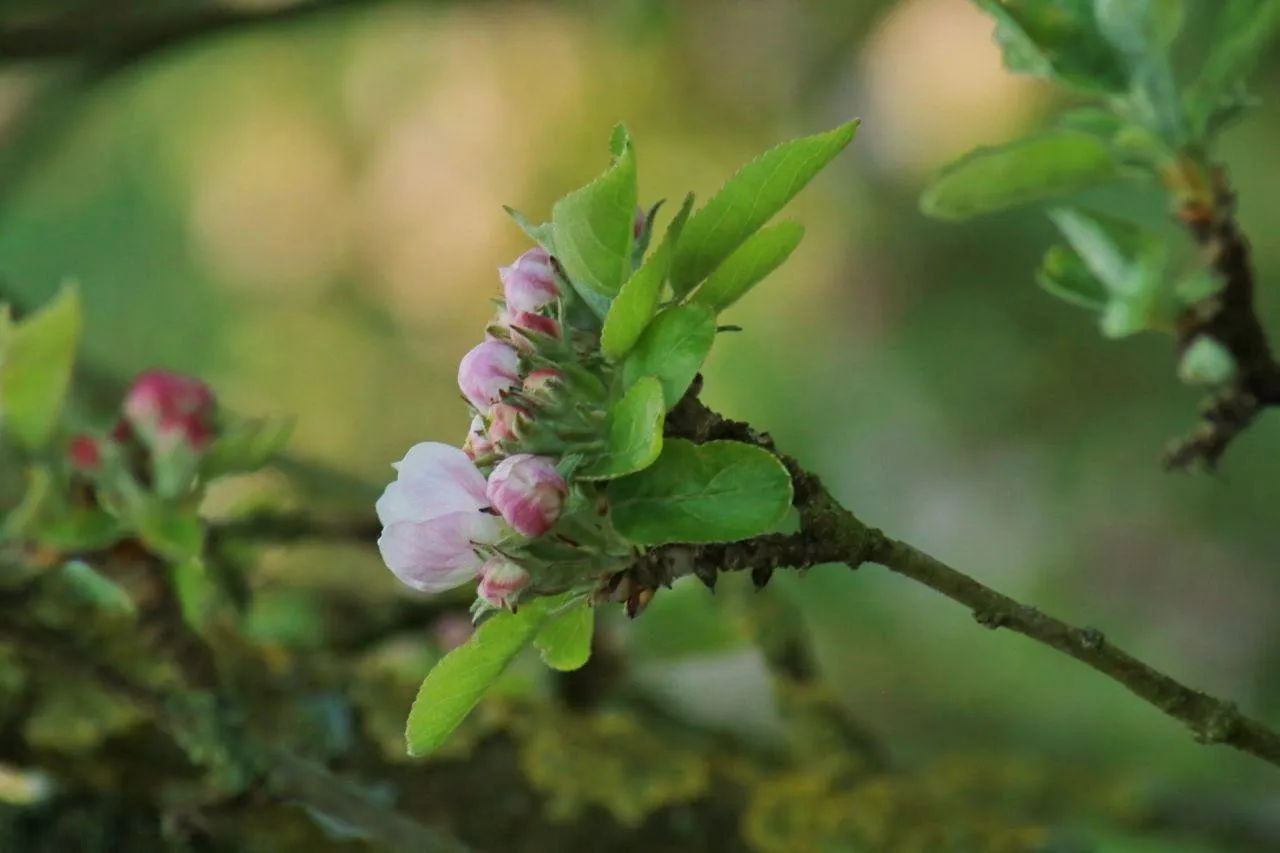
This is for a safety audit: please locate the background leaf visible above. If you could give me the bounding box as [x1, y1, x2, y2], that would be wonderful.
[601, 193, 694, 361]
[405, 595, 564, 756]
[621, 305, 717, 409]
[577, 376, 665, 480]
[609, 439, 794, 545]
[972, 0, 1130, 93]
[534, 599, 595, 672]
[0, 285, 82, 450]
[691, 220, 805, 313]
[669, 120, 857, 294]
[552, 125, 638, 298]
[1036, 244, 1109, 311]
[921, 132, 1121, 221]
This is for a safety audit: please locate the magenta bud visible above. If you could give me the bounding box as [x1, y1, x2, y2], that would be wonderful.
[499, 309, 561, 350]
[458, 340, 520, 410]
[485, 453, 567, 538]
[477, 558, 532, 610]
[499, 247, 559, 314]
[521, 368, 562, 402]
[122, 370, 217, 451]
[68, 434, 103, 473]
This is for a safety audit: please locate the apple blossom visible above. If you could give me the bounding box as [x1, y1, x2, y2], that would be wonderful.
[376, 442, 502, 592]
[499, 247, 558, 314]
[462, 414, 496, 462]
[498, 309, 561, 347]
[457, 340, 520, 410]
[486, 401, 528, 446]
[485, 453, 567, 538]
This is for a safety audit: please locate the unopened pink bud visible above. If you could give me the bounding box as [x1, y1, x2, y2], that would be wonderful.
[122, 370, 217, 450]
[499, 247, 559, 314]
[68, 435, 103, 473]
[485, 453, 567, 538]
[522, 368, 562, 401]
[462, 414, 496, 462]
[634, 206, 646, 240]
[458, 340, 520, 410]
[485, 401, 528, 446]
[477, 558, 532, 610]
[499, 309, 561, 349]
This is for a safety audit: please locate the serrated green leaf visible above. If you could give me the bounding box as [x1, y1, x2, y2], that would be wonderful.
[552, 125, 638, 299]
[691, 220, 805, 313]
[405, 594, 566, 756]
[609, 439, 794, 546]
[601, 193, 694, 361]
[972, 0, 1130, 94]
[621, 305, 717, 410]
[200, 415, 296, 479]
[0, 285, 82, 450]
[922, 132, 1120, 221]
[670, 120, 857, 294]
[578, 376, 664, 480]
[504, 206, 556, 254]
[534, 599, 594, 671]
[133, 502, 205, 563]
[1036, 244, 1109, 311]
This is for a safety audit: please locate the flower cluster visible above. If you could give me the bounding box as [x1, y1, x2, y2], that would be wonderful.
[378, 245, 598, 612]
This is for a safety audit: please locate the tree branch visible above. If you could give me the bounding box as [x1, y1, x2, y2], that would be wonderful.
[651, 388, 1280, 770]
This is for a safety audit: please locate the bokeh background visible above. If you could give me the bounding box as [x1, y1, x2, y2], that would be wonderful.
[3, 0, 1280, 849]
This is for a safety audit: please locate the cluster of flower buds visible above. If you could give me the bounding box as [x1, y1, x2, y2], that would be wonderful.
[68, 369, 219, 500]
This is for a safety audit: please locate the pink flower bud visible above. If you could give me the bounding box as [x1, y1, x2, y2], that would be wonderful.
[68, 435, 103, 473]
[376, 442, 502, 592]
[499, 309, 561, 349]
[462, 414, 496, 462]
[485, 453, 567, 538]
[522, 368, 562, 402]
[122, 370, 217, 451]
[477, 558, 532, 610]
[485, 401, 528, 446]
[499, 247, 559, 314]
[458, 340, 520, 410]
[634, 206, 646, 240]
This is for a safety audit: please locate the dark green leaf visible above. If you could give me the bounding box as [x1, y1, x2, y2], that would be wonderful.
[670, 120, 857, 294]
[0, 285, 82, 450]
[36, 507, 123, 552]
[534, 599, 594, 671]
[578, 376, 664, 480]
[1186, 0, 1280, 138]
[133, 502, 205, 563]
[621, 305, 717, 410]
[972, 0, 1129, 93]
[691, 220, 805, 313]
[405, 594, 565, 756]
[1036, 244, 1109, 311]
[552, 125, 638, 297]
[201, 415, 296, 479]
[922, 132, 1121, 221]
[609, 439, 794, 545]
[0, 465, 51, 542]
[601, 193, 694, 361]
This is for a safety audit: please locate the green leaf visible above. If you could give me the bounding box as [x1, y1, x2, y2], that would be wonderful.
[171, 557, 224, 634]
[578, 376, 664, 480]
[551, 124, 638, 298]
[0, 465, 52, 542]
[1186, 0, 1280, 138]
[621, 305, 717, 410]
[691, 220, 805, 313]
[0, 285, 82, 450]
[1095, 0, 1184, 56]
[921, 132, 1121, 221]
[601, 193, 695, 361]
[201, 415, 296, 479]
[133, 502, 205, 563]
[972, 0, 1129, 94]
[534, 599, 595, 671]
[60, 560, 136, 617]
[670, 120, 857, 294]
[632, 198, 665, 266]
[503, 206, 556, 254]
[609, 439, 794, 546]
[1036, 244, 1109, 311]
[1047, 208, 1150, 294]
[36, 507, 123, 552]
[405, 595, 565, 756]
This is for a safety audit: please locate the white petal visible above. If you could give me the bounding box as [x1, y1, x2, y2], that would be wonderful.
[385, 442, 488, 522]
[377, 510, 501, 593]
